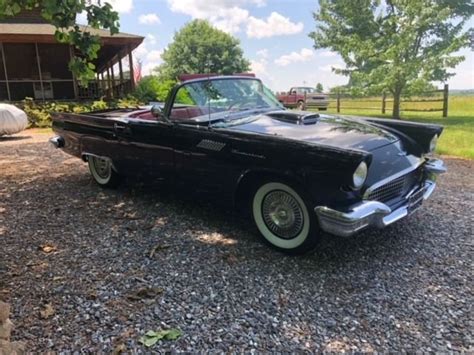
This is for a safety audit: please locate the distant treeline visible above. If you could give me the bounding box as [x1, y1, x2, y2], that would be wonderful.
[449, 89, 474, 96]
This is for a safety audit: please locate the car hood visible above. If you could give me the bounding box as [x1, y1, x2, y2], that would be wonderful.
[227, 111, 399, 152]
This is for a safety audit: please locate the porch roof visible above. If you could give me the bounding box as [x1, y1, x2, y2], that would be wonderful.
[0, 23, 143, 43]
[0, 23, 143, 73]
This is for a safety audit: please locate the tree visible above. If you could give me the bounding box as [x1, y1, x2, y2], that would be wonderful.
[157, 20, 250, 80]
[0, 1, 120, 84]
[315, 83, 324, 93]
[309, 0, 473, 118]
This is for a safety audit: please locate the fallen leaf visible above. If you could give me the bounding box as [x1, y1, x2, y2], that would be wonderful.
[114, 212, 142, 220]
[40, 303, 55, 319]
[39, 244, 57, 253]
[139, 328, 182, 347]
[223, 253, 239, 264]
[140, 335, 159, 347]
[162, 328, 182, 340]
[149, 244, 171, 258]
[86, 291, 98, 300]
[112, 343, 127, 354]
[145, 330, 158, 337]
[126, 287, 163, 301]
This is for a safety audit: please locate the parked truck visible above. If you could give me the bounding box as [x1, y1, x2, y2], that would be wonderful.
[277, 87, 329, 111]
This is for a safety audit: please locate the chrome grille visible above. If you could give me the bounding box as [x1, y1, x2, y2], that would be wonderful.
[366, 168, 422, 203]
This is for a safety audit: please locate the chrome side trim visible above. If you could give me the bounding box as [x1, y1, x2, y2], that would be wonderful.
[363, 158, 423, 200]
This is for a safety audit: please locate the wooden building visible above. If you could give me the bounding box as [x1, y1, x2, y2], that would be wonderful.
[0, 9, 144, 101]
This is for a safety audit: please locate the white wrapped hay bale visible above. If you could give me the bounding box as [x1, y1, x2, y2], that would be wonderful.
[0, 104, 28, 136]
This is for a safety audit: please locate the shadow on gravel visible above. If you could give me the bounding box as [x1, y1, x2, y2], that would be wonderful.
[1, 142, 418, 275]
[112, 177, 413, 267]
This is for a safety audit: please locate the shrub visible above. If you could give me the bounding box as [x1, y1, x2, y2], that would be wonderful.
[17, 97, 144, 128]
[133, 76, 176, 103]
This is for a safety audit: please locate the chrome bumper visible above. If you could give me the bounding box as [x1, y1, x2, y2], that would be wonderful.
[314, 159, 446, 237]
[49, 136, 64, 148]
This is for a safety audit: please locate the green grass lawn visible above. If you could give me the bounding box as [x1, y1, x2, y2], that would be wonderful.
[320, 95, 474, 159]
[30, 127, 53, 134]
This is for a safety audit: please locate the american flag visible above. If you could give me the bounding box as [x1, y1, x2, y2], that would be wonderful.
[133, 59, 142, 83]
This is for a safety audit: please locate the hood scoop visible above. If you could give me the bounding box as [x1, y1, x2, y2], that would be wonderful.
[266, 111, 320, 125]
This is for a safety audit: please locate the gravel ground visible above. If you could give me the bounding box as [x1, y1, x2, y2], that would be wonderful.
[1, 130, 473, 352]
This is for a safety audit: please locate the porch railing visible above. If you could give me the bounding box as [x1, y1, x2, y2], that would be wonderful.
[77, 79, 133, 100]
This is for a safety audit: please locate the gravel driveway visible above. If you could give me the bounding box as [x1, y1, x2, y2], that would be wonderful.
[1, 131, 473, 352]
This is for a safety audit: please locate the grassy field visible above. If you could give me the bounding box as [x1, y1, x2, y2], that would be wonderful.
[320, 95, 474, 159]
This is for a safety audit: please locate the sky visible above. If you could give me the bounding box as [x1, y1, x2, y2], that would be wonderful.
[80, 0, 474, 92]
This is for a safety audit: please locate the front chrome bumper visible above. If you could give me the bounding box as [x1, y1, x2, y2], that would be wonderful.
[314, 159, 446, 237]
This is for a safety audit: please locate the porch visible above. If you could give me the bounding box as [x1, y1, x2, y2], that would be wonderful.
[0, 22, 143, 101]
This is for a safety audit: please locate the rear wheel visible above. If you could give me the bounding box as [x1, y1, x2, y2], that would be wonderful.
[251, 181, 319, 254]
[88, 156, 121, 188]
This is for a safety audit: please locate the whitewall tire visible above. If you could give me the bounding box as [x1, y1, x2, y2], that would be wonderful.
[251, 182, 319, 254]
[88, 156, 120, 187]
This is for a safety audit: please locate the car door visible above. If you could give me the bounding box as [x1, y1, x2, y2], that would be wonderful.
[172, 123, 236, 201]
[287, 87, 297, 105]
[113, 118, 175, 181]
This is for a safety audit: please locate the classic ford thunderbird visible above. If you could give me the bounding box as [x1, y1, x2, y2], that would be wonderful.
[50, 76, 446, 254]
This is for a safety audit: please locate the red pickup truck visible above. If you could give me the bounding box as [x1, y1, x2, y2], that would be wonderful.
[277, 87, 329, 110]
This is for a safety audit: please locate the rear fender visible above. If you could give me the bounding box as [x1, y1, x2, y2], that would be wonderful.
[362, 118, 443, 155]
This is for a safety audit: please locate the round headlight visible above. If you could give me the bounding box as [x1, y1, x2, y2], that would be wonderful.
[429, 135, 438, 153]
[352, 161, 368, 189]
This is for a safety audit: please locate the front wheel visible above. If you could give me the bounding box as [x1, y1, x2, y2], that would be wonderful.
[251, 181, 319, 254]
[88, 156, 121, 188]
[297, 100, 306, 110]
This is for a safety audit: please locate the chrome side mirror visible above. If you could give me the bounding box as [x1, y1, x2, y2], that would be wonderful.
[151, 104, 163, 119]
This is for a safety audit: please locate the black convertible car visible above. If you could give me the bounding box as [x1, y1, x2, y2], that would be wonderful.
[50, 75, 446, 254]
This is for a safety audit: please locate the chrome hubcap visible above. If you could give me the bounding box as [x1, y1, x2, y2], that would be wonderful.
[92, 157, 110, 179]
[262, 190, 304, 239]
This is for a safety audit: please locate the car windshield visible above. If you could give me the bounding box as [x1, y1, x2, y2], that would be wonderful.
[170, 78, 283, 124]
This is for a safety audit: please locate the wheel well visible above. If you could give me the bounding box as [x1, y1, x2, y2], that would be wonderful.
[234, 170, 304, 212]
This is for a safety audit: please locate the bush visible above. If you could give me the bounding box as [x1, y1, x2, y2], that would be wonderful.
[133, 75, 176, 103]
[17, 97, 143, 128]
